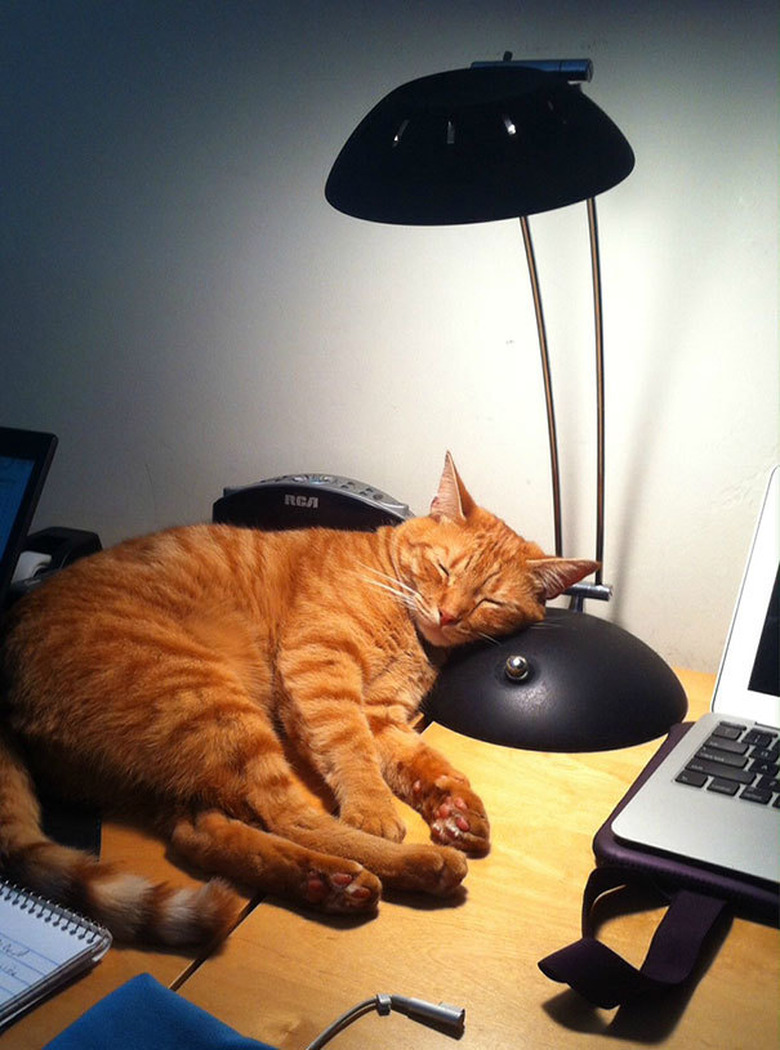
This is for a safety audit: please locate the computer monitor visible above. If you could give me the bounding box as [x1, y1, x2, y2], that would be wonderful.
[0, 427, 57, 607]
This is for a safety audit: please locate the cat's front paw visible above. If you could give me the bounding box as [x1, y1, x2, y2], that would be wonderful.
[415, 776, 490, 855]
[303, 865, 381, 913]
[341, 801, 407, 843]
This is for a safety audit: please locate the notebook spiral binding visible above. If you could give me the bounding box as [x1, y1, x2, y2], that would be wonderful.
[1, 881, 107, 943]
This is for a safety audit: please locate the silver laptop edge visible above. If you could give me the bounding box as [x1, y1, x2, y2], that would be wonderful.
[611, 467, 780, 885]
[712, 465, 779, 729]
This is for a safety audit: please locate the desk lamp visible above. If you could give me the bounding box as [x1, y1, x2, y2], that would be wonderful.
[325, 55, 686, 751]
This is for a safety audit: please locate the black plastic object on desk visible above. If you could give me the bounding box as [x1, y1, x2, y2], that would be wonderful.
[213, 473, 412, 532]
[424, 607, 687, 752]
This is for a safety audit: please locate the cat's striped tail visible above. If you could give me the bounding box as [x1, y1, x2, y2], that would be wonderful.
[0, 729, 240, 946]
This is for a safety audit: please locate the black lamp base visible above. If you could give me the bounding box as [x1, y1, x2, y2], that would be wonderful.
[423, 608, 688, 752]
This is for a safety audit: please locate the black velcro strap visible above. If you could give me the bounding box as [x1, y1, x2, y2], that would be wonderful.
[538, 867, 728, 1008]
[539, 936, 648, 1009]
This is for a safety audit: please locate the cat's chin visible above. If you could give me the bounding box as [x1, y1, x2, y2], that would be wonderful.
[415, 621, 463, 650]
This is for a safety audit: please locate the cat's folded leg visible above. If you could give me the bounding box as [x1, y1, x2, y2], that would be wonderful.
[277, 646, 407, 843]
[170, 810, 381, 913]
[338, 789, 407, 843]
[243, 768, 468, 899]
[266, 807, 468, 898]
[373, 725, 490, 856]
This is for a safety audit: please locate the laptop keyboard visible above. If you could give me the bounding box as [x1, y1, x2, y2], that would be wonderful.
[675, 721, 780, 807]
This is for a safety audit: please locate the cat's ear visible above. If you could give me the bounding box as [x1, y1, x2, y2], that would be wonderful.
[526, 558, 600, 601]
[430, 451, 476, 522]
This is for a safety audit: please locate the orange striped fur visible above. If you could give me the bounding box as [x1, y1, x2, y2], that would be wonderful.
[0, 454, 596, 945]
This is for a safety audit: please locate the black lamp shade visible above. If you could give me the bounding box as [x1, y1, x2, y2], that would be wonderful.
[325, 65, 635, 225]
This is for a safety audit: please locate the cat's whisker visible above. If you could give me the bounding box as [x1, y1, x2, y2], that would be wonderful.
[370, 581, 416, 605]
[354, 562, 418, 596]
[354, 574, 418, 610]
[351, 563, 420, 606]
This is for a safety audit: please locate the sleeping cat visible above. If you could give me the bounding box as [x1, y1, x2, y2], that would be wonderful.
[0, 453, 596, 946]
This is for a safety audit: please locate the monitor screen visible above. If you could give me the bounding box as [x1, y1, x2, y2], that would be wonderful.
[0, 456, 35, 560]
[0, 428, 57, 604]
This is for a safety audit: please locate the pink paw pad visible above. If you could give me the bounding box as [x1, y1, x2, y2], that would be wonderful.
[305, 874, 328, 902]
[345, 882, 373, 901]
[305, 869, 373, 904]
[329, 871, 373, 899]
[331, 872, 354, 887]
[437, 799, 470, 832]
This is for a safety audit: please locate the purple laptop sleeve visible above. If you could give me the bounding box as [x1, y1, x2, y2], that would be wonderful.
[539, 723, 780, 1007]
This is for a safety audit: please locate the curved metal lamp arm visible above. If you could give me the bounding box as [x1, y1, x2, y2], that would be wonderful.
[519, 215, 563, 557]
[519, 198, 607, 590]
[587, 197, 606, 587]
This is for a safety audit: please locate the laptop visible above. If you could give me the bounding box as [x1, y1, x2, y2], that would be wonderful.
[0, 427, 58, 610]
[612, 465, 779, 887]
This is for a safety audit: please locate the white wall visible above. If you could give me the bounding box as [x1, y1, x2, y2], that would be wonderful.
[2, 1, 777, 672]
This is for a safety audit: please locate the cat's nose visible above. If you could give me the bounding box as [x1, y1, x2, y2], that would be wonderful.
[439, 608, 459, 627]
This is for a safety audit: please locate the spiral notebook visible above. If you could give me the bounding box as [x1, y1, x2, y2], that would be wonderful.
[0, 878, 112, 1029]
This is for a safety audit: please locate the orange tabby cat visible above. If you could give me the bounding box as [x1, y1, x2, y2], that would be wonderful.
[0, 454, 595, 946]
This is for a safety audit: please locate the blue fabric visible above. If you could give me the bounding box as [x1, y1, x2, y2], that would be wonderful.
[45, 973, 278, 1050]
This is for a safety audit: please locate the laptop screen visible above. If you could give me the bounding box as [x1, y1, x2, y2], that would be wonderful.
[713, 466, 780, 728]
[0, 428, 58, 607]
[749, 566, 779, 698]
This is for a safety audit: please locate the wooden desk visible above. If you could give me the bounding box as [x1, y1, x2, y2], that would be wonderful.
[3, 670, 779, 1048]
[178, 669, 779, 1050]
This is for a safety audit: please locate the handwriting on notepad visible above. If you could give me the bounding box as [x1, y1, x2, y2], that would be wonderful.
[0, 879, 112, 1023]
[1, 939, 30, 959]
[0, 936, 50, 992]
